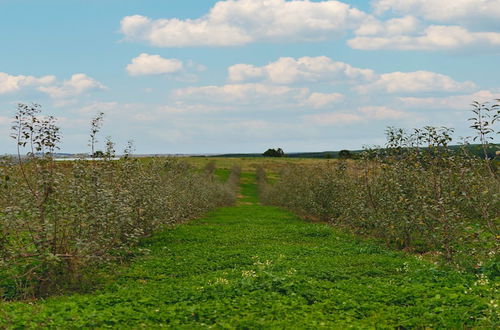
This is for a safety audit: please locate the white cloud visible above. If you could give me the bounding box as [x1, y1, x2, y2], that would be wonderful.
[120, 15, 152, 40]
[120, 0, 369, 47]
[355, 15, 421, 36]
[356, 70, 476, 94]
[351, 2, 500, 52]
[349, 24, 500, 51]
[305, 92, 344, 108]
[0, 116, 9, 125]
[172, 83, 343, 109]
[173, 83, 308, 107]
[228, 56, 376, 84]
[228, 64, 264, 82]
[73, 101, 119, 114]
[126, 53, 183, 76]
[305, 105, 412, 126]
[399, 90, 500, 109]
[120, 0, 500, 52]
[120, 14, 251, 47]
[0, 72, 105, 101]
[372, 0, 500, 28]
[38, 74, 106, 99]
[359, 106, 409, 119]
[305, 112, 362, 125]
[0, 72, 55, 94]
[227, 57, 478, 98]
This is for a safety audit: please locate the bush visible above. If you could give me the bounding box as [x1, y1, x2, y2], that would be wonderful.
[260, 101, 499, 271]
[0, 104, 236, 300]
[338, 150, 352, 159]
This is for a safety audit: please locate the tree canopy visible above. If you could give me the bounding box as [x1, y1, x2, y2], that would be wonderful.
[263, 148, 285, 157]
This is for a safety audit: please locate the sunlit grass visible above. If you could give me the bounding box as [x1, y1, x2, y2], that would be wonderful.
[1, 173, 497, 328]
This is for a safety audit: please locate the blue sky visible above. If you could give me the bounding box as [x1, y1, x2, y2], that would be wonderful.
[1, 0, 499, 154]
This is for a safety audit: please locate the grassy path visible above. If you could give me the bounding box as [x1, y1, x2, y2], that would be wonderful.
[1, 173, 497, 328]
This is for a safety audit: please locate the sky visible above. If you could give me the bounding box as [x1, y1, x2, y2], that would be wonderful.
[1, 0, 499, 154]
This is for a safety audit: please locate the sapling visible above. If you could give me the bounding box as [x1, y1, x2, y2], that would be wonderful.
[89, 111, 104, 159]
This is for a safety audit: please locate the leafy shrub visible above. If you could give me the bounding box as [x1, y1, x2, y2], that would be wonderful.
[261, 100, 499, 271]
[338, 149, 353, 159]
[227, 164, 242, 190]
[0, 104, 236, 300]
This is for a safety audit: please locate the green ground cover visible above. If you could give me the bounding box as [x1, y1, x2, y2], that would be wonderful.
[215, 168, 231, 182]
[0, 173, 497, 328]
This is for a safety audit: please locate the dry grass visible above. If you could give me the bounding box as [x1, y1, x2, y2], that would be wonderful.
[183, 156, 335, 175]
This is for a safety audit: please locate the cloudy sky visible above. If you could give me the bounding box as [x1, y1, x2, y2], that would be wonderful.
[1, 0, 499, 154]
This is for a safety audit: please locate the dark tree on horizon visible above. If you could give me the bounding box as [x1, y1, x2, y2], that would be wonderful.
[339, 149, 353, 159]
[263, 148, 285, 157]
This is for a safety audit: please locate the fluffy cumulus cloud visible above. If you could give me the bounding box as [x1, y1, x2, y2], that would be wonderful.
[0, 72, 55, 94]
[119, 0, 500, 52]
[372, 0, 500, 28]
[120, 0, 368, 47]
[126, 53, 183, 76]
[305, 92, 344, 108]
[349, 24, 500, 51]
[356, 71, 476, 94]
[228, 56, 376, 84]
[38, 74, 106, 99]
[355, 15, 422, 36]
[0, 72, 105, 100]
[349, 0, 500, 51]
[172, 83, 343, 109]
[228, 56, 476, 96]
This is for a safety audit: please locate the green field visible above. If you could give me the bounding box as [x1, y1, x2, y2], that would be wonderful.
[1, 171, 497, 328]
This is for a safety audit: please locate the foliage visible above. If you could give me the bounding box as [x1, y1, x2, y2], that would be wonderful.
[0, 104, 236, 300]
[338, 149, 353, 159]
[261, 100, 500, 271]
[91, 150, 105, 158]
[203, 160, 217, 177]
[227, 164, 242, 191]
[263, 148, 285, 157]
[89, 111, 104, 159]
[1, 174, 497, 328]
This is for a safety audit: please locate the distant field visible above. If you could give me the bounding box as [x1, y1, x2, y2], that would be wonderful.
[183, 156, 332, 173]
[208, 144, 497, 160]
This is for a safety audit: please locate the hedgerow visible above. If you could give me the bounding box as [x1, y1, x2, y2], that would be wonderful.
[261, 100, 499, 272]
[0, 104, 236, 300]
